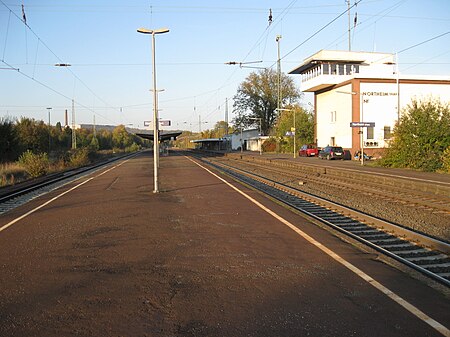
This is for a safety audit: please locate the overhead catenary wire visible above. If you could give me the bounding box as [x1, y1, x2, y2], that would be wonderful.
[0, 0, 129, 126]
[281, 0, 363, 62]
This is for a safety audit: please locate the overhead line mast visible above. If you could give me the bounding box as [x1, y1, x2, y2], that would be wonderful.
[346, 0, 351, 51]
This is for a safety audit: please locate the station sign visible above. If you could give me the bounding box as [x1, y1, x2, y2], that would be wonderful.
[350, 122, 375, 127]
[160, 120, 171, 126]
[143, 120, 151, 126]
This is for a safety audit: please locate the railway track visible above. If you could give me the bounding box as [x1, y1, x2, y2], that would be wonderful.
[0, 152, 138, 215]
[192, 152, 450, 287]
[225, 155, 450, 215]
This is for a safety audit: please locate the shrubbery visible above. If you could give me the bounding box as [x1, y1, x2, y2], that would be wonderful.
[68, 148, 90, 168]
[18, 150, 49, 177]
[379, 99, 450, 172]
[125, 142, 140, 153]
[261, 138, 277, 152]
[441, 147, 450, 173]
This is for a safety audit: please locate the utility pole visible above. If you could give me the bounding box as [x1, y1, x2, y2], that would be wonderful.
[347, 0, 351, 51]
[93, 115, 96, 138]
[225, 97, 228, 136]
[47, 107, 52, 153]
[276, 35, 282, 113]
[71, 99, 76, 149]
[396, 52, 400, 122]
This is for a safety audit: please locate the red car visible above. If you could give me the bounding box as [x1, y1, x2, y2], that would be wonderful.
[299, 144, 319, 157]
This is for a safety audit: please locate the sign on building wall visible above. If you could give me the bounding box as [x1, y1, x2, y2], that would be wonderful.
[350, 122, 375, 127]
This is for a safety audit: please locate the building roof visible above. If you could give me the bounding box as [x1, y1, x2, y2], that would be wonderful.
[134, 130, 182, 141]
[191, 138, 224, 143]
[289, 49, 394, 74]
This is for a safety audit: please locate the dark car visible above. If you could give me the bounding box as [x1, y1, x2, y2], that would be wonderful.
[299, 144, 319, 157]
[318, 146, 344, 160]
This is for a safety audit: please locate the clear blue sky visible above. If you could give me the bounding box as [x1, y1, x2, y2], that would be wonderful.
[1, 0, 449, 132]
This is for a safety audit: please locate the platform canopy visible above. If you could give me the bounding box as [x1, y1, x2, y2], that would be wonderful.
[134, 130, 182, 142]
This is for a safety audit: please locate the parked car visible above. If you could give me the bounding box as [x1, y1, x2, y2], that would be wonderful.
[299, 144, 319, 157]
[318, 146, 344, 160]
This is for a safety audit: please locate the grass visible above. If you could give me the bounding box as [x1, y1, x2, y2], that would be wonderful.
[0, 162, 28, 187]
[0, 149, 133, 188]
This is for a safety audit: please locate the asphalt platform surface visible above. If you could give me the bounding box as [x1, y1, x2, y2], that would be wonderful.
[0, 151, 448, 337]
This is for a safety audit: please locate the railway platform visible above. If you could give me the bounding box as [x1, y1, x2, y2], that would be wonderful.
[0, 151, 449, 337]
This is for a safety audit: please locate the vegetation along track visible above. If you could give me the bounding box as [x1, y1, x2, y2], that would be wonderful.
[0, 152, 138, 215]
[191, 152, 450, 287]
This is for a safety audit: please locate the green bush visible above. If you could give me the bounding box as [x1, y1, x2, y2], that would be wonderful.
[18, 150, 49, 177]
[441, 147, 450, 173]
[380, 99, 450, 172]
[125, 142, 140, 153]
[69, 148, 90, 168]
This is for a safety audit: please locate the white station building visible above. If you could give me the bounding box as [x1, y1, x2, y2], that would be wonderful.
[289, 50, 450, 156]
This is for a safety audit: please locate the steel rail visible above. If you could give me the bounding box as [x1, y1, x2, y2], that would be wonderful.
[0, 152, 140, 212]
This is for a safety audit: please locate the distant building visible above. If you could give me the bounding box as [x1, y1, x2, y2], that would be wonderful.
[289, 50, 450, 156]
[224, 128, 261, 151]
[71, 124, 116, 132]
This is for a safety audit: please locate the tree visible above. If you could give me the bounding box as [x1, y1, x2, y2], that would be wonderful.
[0, 117, 19, 162]
[272, 105, 315, 153]
[213, 121, 230, 138]
[112, 125, 133, 149]
[380, 98, 450, 172]
[15, 117, 49, 154]
[232, 68, 301, 135]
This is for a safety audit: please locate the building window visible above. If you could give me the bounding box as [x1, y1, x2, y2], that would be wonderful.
[338, 64, 344, 75]
[323, 63, 329, 75]
[353, 65, 360, 73]
[331, 64, 337, 74]
[330, 111, 336, 123]
[346, 64, 352, 75]
[384, 126, 392, 140]
[367, 127, 374, 139]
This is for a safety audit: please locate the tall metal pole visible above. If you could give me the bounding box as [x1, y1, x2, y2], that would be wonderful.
[138, 27, 169, 193]
[293, 110, 296, 158]
[347, 0, 351, 51]
[240, 111, 243, 153]
[259, 118, 262, 156]
[71, 99, 76, 149]
[225, 97, 228, 136]
[47, 107, 52, 153]
[360, 94, 364, 166]
[151, 31, 160, 193]
[276, 35, 282, 113]
[396, 52, 400, 122]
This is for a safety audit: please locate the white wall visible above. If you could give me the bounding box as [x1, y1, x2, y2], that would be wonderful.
[230, 129, 260, 150]
[317, 84, 353, 148]
[360, 82, 450, 148]
[316, 81, 450, 149]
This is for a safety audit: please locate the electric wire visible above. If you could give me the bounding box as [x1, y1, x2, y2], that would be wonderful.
[0, 0, 129, 126]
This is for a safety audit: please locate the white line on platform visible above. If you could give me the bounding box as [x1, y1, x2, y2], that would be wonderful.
[187, 156, 450, 337]
[0, 160, 130, 234]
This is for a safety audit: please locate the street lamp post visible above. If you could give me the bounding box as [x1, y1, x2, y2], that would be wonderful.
[54, 63, 76, 149]
[276, 108, 296, 158]
[137, 27, 169, 193]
